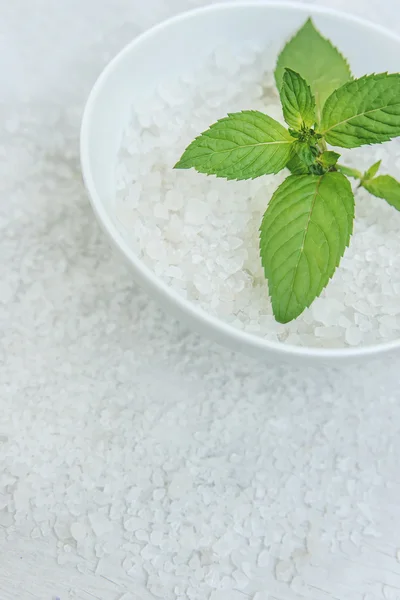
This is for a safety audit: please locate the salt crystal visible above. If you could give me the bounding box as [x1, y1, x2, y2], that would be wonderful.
[165, 265, 183, 279]
[141, 544, 158, 560]
[193, 273, 212, 295]
[232, 569, 249, 589]
[314, 326, 341, 339]
[150, 530, 163, 546]
[210, 591, 246, 600]
[88, 512, 112, 537]
[216, 252, 246, 275]
[30, 527, 41, 539]
[153, 489, 165, 501]
[135, 529, 149, 542]
[311, 297, 342, 325]
[338, 315, 352, 329]
[70, 522, 87, 542]
[275, 559, 293, 582]
[185, 198, 209, 224]
[136, 109, 153, 129]
[5, 116, 19, 133]
[154, 203, 169, 220]
[0, 511, 14, 527]
[379, 315, 399, 330]
[164, 215, 182, 243]
[124, 517, 146, 532]
[165, 190, 183, 211]
[257, 549, 269, 567]
[127, 182, 142, 207]
[192, 254, 204, 265]
[345, 326, 363, 346]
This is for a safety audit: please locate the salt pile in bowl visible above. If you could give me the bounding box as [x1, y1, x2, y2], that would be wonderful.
[115, 44, 400, 349]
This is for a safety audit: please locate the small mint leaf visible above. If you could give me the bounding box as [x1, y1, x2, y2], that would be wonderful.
[275, 18, 352, 114]
[320, 73, 400, 148]
[318, 151, 340, 169]
[292, 141, 318, 167]
[286, 154, 309, 175]
[363, 175, 400, 211]
[337, 164, 362, 179]
[260, 173, 354, 323]
[286, 140, 319, 175]
[174, 111, 294, 180]
[363, 160, 381, 181]
[280, 68, 316, 130]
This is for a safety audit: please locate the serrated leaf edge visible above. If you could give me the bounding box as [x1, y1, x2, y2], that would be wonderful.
[259, 174, 354, 323]
[275, 17, 352, 92]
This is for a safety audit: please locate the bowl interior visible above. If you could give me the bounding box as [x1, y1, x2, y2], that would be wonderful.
[81, 2, 400, 364]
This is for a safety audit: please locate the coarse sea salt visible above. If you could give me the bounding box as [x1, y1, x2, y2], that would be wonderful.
[115, 44, 400, 349]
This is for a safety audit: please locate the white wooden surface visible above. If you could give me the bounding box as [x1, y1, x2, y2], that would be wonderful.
[1, 1, 400, 599]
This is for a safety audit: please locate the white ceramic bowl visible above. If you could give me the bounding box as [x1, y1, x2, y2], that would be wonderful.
[81, 1, 400, 366]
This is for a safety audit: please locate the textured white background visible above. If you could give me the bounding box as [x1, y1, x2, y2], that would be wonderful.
[1, 1, 400, 599]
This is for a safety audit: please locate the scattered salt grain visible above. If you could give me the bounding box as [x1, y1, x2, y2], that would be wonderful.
[135, 529, 149, 542]
[88, 512, 112, 537]
[257, 549, 270, 568]
[253, 593, 270, 600]
[232, 569, 249, 589]
[70, 522, 87, 542]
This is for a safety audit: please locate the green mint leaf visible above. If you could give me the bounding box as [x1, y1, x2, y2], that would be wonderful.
[259, 172, 354, 323]
[286, 141, 319, 175]
[288, 128, 301, 139]
[362, 175, 400, 211]
[363, 160, 381, 181]
[286, 154, 309, 175]
[174, 111, 294, 180]
[337, 164, 362, 179]
[320, 74, 400, 148]
[318, 151, 340, 169]
[280, 68, 316, 130]
[293, 141, 318, 167]
[275, 18, 351, 115]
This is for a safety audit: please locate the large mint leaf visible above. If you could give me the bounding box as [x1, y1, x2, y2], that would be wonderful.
[260, 173, 354, 323]
[280, 69, 316, 130]
[320, 74, 400, 148]
[363, 175, 400, 211]
[275, 18, 351, 115]
[174, 111, 294, 180]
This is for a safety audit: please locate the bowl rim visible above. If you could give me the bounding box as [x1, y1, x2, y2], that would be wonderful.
[80, 0, 400, 361]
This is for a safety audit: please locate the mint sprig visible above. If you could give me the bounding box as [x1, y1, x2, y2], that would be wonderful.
[175, 18, 400, 323]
